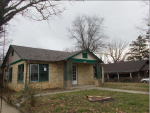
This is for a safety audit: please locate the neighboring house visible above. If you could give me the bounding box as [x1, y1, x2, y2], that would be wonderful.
[2, 45, 104, 91]
[104, 60, 149, 82]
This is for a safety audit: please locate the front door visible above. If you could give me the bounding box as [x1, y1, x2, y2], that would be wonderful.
[72, 65, 77, 85]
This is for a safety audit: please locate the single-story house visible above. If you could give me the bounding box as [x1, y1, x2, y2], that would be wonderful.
[104, 60, 149, 82]
[2, 45, 104, 91]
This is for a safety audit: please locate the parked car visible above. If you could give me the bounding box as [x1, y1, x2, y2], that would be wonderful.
[141, 77, 150, 83]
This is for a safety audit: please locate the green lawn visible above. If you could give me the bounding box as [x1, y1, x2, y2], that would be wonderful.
[100, 82, 149, 92]
[21, 90, 149, 113]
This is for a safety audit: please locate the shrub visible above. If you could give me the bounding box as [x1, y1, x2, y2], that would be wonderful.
[22, 85, 36, 107]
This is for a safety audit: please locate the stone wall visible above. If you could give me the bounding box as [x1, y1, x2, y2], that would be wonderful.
[4, 61, 26, 91]
[4, 61, 64, 92]
[4, 61, 100, 92]
[28, 61, 64, 90]
[76, 63, 95, 85]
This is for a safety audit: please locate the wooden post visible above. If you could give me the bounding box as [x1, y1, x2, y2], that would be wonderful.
[130, 73, 132, 78]
[101, 66, 104, 85]
[107, 74, 109, 81]
[117, 73, 119, 80]
[138, 72, 140, 83]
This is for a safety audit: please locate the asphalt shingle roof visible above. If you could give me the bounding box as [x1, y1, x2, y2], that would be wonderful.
[104, 60, 149, 74]
[141, 63, 149, 71]
[11, 45, 81, 62]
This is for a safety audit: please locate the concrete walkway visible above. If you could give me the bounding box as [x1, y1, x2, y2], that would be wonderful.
[0, 99, 20, 113]
[35, 85, 149, 97]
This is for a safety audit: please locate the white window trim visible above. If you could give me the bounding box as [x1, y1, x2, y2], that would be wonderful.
[72, 64, 77, 85]
[30, 64, 39, 82]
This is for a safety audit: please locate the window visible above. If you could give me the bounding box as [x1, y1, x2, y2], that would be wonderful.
[4, 69, 8, 80]
[93, 66, 98, 79]
[30, 64, 39, 81]
[39, 64, 48, 81]
[11, 50, 14, 56]
[18, 64, 24, 82]
[30, 64, 48, 82]
[9, 67, 12, 82]
[82, 53, 88, 58]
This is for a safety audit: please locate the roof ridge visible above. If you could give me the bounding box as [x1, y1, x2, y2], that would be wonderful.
[105, 60, 147, 65]
[11, 45, 77, 53]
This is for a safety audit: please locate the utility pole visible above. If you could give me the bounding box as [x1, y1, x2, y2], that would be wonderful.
[3, 25, 5, 60]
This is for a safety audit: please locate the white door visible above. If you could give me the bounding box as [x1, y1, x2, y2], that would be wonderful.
[72, 65, 77, 85]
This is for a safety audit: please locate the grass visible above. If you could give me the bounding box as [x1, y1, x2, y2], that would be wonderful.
[100, 82, 149, 92]
[1, 86, 77, 101]
[21, 89, 149, 113]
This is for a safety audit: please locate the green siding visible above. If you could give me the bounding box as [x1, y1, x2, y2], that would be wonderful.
[10, 59, 22, 65]
[72, 58, 97, 64]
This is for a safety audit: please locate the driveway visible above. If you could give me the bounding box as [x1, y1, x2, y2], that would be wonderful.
[0, 99, 20, 113]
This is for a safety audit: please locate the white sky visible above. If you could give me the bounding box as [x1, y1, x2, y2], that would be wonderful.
[7, 1, 149, 52]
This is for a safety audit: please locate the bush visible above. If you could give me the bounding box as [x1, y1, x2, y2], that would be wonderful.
[107, 77, 133, 83]
[22, 85, 36, 107]
[119, 77, 133, 82]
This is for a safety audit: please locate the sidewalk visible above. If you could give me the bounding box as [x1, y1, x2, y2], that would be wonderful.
[0, 99, 20, 113]
[35, 85, 149, 97]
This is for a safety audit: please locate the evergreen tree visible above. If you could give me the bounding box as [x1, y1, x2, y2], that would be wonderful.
[127, 35, 149, 61]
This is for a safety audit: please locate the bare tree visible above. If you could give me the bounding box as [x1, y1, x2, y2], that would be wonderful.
[67, 14, 108, 52]
[0, 0, 66, 28]
[136, 1, 149, 34]
[0, 0, 65, 64]
[136, 15, 149, 34]
[0, 29, 12, 61]
[104, 38, 128, 64]
[63, 46, 79, 52]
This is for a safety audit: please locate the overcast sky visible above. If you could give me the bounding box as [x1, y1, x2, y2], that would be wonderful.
[7, 1, 149, 52]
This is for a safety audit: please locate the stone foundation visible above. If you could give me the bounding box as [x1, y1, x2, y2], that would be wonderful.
[64, 80, 72, 89]
[95, 79, 102, 86]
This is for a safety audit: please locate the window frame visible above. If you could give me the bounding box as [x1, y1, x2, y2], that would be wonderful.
[9, 67, 12, 82]
[17, 64, 24, 82]
[30, 64, 49, 82]
[93, 66, 98, 79]
[39, 64, 49, 82]
[4, 69, 8, 80]
[82, 53, 88, 58]
[30, 64, 39, 82]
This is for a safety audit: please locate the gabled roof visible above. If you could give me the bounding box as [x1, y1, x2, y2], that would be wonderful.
[104, 60, 149, 74]
[11, 45, 82, 62]
[2, 45, 102, 67]
[141, 62, 149, 71]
